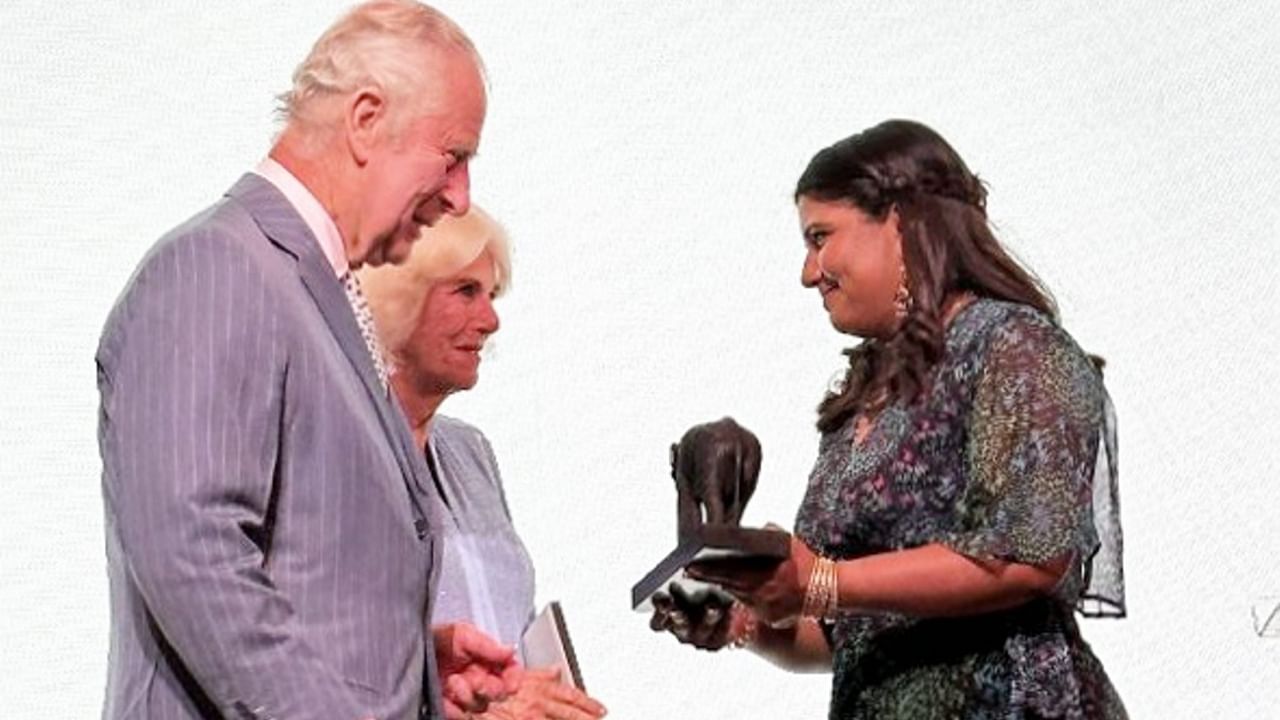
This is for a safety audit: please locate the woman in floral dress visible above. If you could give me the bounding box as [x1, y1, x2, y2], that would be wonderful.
[653, 119, 1127, 719]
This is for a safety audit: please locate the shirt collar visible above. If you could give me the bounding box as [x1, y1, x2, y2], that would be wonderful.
[252, 157, 348, 277]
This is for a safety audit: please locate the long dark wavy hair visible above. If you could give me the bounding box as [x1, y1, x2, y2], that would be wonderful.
[796, 120, 1057, 433]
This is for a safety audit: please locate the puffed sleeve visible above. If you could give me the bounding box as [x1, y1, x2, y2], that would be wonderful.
[944, 311, 1120, 610]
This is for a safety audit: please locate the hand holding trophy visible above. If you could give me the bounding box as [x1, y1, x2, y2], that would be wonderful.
[633, 418, 790, 649]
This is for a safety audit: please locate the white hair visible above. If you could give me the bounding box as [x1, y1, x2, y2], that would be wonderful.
[277, 0, 482, 131]
[359, 206, 512, 359]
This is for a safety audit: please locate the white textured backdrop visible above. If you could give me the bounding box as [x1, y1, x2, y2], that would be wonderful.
[2, 2, 1277, 717]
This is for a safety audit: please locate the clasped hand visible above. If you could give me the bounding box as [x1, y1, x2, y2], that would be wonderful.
[433, 622, 607, 720]
[434, 622, 521, 719]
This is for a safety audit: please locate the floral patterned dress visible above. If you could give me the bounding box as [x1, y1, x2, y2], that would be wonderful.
[795, 299, 1126, 720]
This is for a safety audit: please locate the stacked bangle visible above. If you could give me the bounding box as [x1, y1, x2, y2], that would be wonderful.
[801, 556, 839, 620]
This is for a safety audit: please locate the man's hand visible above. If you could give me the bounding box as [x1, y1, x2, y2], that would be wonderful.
[480, 668, 607, 720]
[433, 622, 521, 719]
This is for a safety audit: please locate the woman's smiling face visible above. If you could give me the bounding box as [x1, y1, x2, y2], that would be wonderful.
[400, 249, 500, 396]
[797, 195, 904, 338]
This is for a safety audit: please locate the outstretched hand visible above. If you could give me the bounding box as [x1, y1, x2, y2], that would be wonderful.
[480, 667, 607, 720]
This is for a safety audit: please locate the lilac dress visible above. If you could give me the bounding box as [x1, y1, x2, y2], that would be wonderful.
[795, 299, 1126, 720]
[426, 415, 536, 649]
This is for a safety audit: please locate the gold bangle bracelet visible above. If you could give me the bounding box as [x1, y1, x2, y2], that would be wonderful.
[802, 556, 837, 620]
[826, 557, 840, 618]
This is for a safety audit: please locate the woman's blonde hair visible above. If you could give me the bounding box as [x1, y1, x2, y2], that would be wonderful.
[359, 206, 511, 360]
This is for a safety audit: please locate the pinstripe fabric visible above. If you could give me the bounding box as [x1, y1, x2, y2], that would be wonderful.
[97, 174, 445, 720]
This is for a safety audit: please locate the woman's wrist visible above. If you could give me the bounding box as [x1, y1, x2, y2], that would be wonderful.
[728, 601, 759, 649]
[801, 555, 840, 620]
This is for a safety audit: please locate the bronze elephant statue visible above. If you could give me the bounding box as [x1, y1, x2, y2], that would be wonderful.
[670, 417, 761, 537]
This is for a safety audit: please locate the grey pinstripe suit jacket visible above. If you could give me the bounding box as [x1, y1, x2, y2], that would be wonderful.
[97, 174, 445, 720]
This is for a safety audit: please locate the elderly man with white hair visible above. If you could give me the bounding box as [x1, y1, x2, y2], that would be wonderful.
[96, 3, 516, 719]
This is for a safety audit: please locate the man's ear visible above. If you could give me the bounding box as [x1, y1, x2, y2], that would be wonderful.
[670, 443, 679, 476]
[345, 88, 387, 166]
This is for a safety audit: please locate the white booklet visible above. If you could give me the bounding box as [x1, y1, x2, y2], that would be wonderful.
[519, 601, 585, 690]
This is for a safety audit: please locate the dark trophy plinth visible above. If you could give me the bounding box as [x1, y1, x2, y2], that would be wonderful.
[630, 418, 790, 610]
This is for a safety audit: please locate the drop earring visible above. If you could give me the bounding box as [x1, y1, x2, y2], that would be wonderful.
[893, 263, 912, 319]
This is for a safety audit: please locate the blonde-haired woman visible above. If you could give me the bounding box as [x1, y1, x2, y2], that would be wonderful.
[360, 209, 606, 720]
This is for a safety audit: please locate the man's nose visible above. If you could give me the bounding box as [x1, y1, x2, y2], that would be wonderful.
[439, 162, 471, 217]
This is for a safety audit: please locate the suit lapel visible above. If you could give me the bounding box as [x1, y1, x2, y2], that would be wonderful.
[225, 174, 435, 533]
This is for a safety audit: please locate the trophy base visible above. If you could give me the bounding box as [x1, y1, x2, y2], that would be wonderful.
[630, 525, 789, 610]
